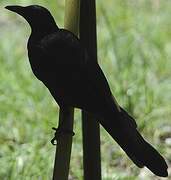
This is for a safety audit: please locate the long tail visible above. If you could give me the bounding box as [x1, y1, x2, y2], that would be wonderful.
[100, 107, 168, 177]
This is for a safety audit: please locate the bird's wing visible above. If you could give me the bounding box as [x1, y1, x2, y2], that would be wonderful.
[84, 60, 121, 110]
[36, 29, 134, 123]
[39, 29, 84, 66]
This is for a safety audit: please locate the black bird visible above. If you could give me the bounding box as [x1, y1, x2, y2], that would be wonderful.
[5, 5, 168, 177]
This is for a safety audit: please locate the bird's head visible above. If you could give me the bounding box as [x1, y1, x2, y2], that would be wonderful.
[5, 5, 58, 35]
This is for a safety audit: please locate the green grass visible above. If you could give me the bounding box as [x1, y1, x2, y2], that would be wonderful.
[0, 0, 171, 179]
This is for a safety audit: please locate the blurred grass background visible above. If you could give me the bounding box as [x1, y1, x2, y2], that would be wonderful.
[0, 0, 171, 179]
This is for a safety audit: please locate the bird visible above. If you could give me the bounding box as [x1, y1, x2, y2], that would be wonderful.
[5, 5, 168, 177]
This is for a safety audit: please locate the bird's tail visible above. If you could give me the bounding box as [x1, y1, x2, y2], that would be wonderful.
[100, 107, 168, 177]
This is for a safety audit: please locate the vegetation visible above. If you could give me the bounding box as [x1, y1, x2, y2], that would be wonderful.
[0, 0, 171, 179]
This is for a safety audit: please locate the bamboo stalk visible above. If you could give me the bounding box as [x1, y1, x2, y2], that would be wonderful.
[52, 1, 80, 180]
[52, 108, 74, 180]
[80, 0, 102, 179]
[64, 0, 80, 35]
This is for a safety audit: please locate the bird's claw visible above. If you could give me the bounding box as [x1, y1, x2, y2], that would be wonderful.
[51, 127, 75, 145]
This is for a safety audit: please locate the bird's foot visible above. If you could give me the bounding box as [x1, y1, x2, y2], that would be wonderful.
[51, 127, 75, 145]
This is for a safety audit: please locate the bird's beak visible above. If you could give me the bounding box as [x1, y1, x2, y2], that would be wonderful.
[5, 5, 25, 15]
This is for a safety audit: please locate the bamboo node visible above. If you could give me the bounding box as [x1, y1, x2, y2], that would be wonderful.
[51, 127, 75, 145]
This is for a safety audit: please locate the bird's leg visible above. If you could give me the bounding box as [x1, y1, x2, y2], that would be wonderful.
[51, 106, 75, 145]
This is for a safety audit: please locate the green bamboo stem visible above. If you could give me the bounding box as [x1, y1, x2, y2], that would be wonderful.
[64, 0, 80, 35]
[52, 1, 80, 180]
